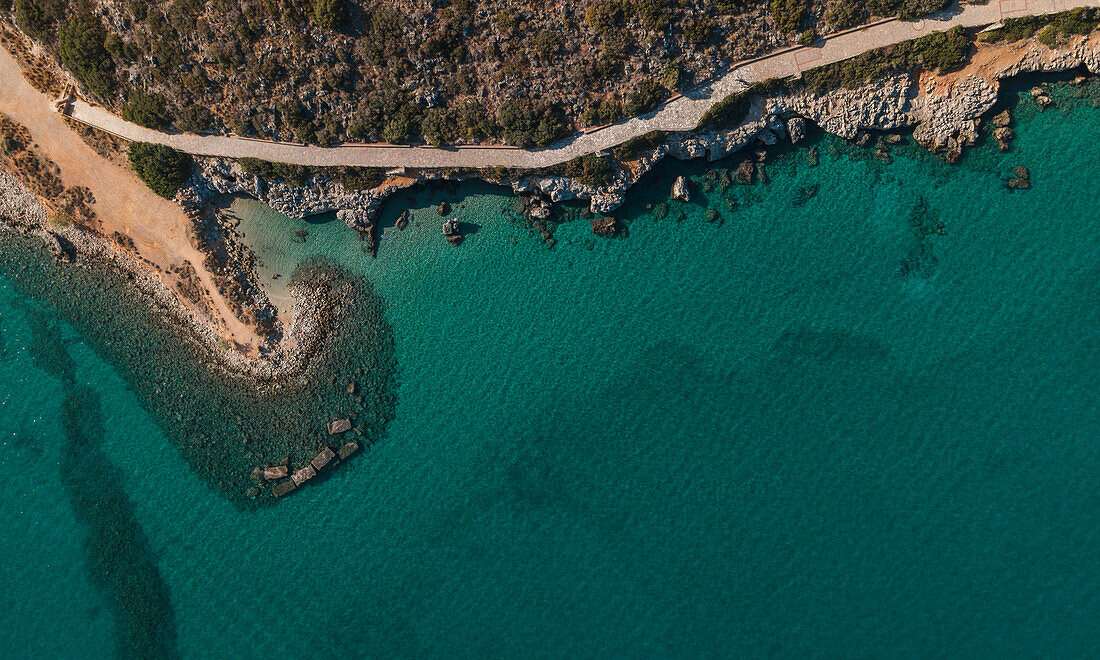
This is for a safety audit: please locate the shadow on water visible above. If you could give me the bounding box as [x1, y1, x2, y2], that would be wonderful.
[22, 307, 179, 659]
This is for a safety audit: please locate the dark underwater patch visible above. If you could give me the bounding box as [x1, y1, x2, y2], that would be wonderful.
[773, 328, 890, 364]
[0, 230, 397, 506]
[24, 307, 179, 659]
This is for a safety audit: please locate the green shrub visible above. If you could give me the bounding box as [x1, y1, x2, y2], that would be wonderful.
[452, 100, 494, 142]
[120, 90, 172, 130]
[683, 18, 716, 46]
[612, 130, 669, 160]
[769, 0, 809, 34]
[129, 143, 192, 199]
[585, 0, 624, 32]
[336, 167, 385, 190]
[421, 108, 456, 146]
[554, 154, 617, 187]
[581, 98, 622, 127]
[824, 0, 865, 29]
[239, 158, 310, 186]
[1036, 24, 1058, 48]
[632, 0, 666, 29]
[715, 0, 747, 13]
[802, 27, 970, 93]
[14, 0, 63, 42]
[866, 0, 951, 20]
[978, 7, 1100, 45]
[58, 12, 116, 97]
[381, 105, 422, 144]
[698, 79, 784, 129]
[175, 105, 215, 133]
[496, 99, 568, 148]
[623, 78, 669, 117]
[310, 0, 345, 30]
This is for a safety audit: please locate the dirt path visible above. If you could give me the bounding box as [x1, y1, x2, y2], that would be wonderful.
[0, 46, 262, 350]
[56, 0, 1100, 169]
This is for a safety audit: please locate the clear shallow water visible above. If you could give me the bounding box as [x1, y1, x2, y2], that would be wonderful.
[2, 85, 1099, 657]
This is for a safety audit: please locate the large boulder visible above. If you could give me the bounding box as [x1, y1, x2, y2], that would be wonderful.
[327, 418, 352, 435]
[671, 176, 690, 202]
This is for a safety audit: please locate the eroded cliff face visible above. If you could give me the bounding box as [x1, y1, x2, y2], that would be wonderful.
[183, 33, 1100, 227]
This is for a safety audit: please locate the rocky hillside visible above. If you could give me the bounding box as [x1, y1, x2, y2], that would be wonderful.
[6, 0, 949, 146]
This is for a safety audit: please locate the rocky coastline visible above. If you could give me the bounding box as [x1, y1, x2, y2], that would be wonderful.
[5, 31, 1100, 382]
[179, 33, 1100, 232]
[0, 168, 350, 384]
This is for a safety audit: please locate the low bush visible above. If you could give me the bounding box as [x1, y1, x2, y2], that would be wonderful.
[129, 143, 192, 199]
[496, 99, 569, 148]
[866, 0, 951, 20]
[58, 11, 115, 97]
[121, 90, 173, 130]
[801, 27, 970, 93]
[623, 79, 669, 117]
[239, 158, 311, 186]
[581, 98, 623, 127]
[698, 79, 785, 130]
[612, 130, 669, 160]
[978, 7, 1100, 45]
[769, 0, 809, 34]
[553, 154, 617, 188]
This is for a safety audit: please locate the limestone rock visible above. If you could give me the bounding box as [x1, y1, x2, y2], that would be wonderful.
[291, 464, 316, 486]
[787, 117, 807, 144]
[310, 447, 336, 472]
[1030, 86, 1053, 108]
[262, 465, 288, 480]
[671, 176, 690, 202]
[327, 418, 352, 435]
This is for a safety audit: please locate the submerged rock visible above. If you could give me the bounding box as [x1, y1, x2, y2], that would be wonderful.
[993, 127, 1015, 151]
[338, 441, 361, 460]
[591, 216, 618, 237]
[443, 217, 463, 245]
[290, 464, 316, 486]
[1008, 165, 1031, 189]
[396, 209, 410, 230]
[272, 480, 296, 497]
[735, 160, 754, 184]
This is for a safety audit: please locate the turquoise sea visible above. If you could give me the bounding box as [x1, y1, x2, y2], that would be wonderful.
[1, 81, 1098, 657]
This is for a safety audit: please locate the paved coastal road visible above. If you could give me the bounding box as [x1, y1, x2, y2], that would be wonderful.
[57, 0, 1099, 169]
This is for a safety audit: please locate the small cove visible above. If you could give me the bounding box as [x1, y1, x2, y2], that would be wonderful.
[0, 80, 1097, 656]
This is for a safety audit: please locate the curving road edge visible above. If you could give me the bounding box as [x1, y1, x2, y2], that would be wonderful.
[52, 0, 1099, 170]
